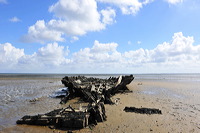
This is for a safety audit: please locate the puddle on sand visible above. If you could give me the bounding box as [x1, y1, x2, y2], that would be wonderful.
[140, 88, 185, 99]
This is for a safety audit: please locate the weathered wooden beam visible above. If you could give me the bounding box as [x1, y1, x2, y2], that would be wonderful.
[124, 107, 162, 115]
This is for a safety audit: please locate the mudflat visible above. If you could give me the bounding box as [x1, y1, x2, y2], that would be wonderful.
[1, 79, 200, 133]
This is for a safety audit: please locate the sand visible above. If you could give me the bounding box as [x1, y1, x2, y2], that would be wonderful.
[1, 79, 200, 133]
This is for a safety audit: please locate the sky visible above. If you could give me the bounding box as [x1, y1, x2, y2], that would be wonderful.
[0, 0, 200, 74]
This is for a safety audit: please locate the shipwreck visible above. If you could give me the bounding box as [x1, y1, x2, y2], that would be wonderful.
[17, 75, 134, 130]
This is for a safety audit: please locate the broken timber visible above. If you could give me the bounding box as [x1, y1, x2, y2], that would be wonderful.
[124, 107, 162, 115]
[17, 102, 106, 129]
[16, 75, 134, 129]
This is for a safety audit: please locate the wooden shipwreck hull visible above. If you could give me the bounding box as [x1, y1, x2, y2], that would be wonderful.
[60, 75, 134, 104]
[16, 75, 134, 129]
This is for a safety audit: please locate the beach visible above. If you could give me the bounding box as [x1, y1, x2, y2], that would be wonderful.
[1, 74, 200, 133]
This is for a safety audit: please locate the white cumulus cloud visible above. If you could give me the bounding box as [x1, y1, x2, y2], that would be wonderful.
[21, 0, 188, 44]
[2, 32, 200, 73]
[71, 32, 200, 73]
[23, 0, 111, 43]
[0, 43, 24, 70]
[0, 42, 70, 72]
[101, 8, 116, 25]
[97, 0, 153, 15]
[23, 0, 155, 43]
[49, 0, 99, 22]
[91, 40, 118, 53]
[36, 42, 70, 66]
[21, 20, 65, 43]
[72, 40, 121, 72]
[123, 32, 200, 72]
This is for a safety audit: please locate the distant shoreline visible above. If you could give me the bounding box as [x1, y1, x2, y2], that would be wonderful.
[1, 73, 200, 82]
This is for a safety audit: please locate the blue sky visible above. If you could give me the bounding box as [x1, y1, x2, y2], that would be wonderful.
[1, 0, 200, 73]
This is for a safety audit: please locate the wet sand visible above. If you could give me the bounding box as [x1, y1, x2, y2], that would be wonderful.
[0, 78, 64, 130]
[1, 79, 200, 133]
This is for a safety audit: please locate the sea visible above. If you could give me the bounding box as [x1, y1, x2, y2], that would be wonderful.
[0, 73, 200, 130]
